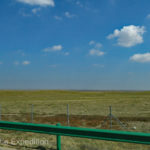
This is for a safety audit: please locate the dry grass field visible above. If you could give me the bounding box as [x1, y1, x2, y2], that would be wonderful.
[0, 90, 150, 150]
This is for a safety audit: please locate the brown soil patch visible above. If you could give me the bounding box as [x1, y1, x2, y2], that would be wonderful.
[1, 114, 150, 129]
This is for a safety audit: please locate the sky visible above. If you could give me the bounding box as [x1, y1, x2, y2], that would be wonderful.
[1, 0, 150, 90]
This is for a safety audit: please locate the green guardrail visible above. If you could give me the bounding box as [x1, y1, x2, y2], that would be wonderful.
[0, 121, 150, 150]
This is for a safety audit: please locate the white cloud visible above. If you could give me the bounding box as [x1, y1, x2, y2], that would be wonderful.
[0, 62, 3, 65]
[22, 61, 31, 65]
[89, 41, 104, 56]
[146, 14, 150, 19]
[14, 61, 31, 66]
[107, 25, 145, 47]
[76, 1, 83, 8]
[19, 9, 31, 17]
[54, 15, 62, 21]
[17, 50, 26, 56]
[93, 64, 104, 67]
[32, 7, 41, 14]
[130, 53, 150, 63]
[65, 12, 76, 18]
[128, 72, 134, 75]
[14, 61, 20, 65]
[89, 49, 104, 56]
[110, 0, 116, 5]
[17, 0, 55, 7]
[43, 45, 63, 52]
[89, 40, 102, 48]
[89, 40, 95, 45]
[95, 43, 102, 48]
[64, 52, 70, 56]
[50, 64, 57, 68]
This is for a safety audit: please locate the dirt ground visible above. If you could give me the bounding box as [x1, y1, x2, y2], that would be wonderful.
[1, 114, 150, 130]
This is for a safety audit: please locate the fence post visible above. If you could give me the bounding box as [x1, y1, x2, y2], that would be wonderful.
[31, 104, 34, 123]
[56, 123, 61, 150]
[109, 106, 112, 129]
[67, 104, 69, 126]
[0, 105, 1, 120]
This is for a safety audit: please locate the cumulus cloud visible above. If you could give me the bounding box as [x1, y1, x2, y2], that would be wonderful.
[89, 49, 104, 56]
[65, 12, 76, 18]
[89, 40, 102, 48]
[110, 0, 116, 5]
[19, 9, 31, 17]
[14, 61, 20, 65]
[64, 52, 70, 56]
[95, 43, 102, 48]
[146, 14, 150, 19]
[43, 45, 69, 56]
[17, 0, 55, 7]
[89, 40, 95, 45]
[22, 61, 31, 65]
[89, 41, 104, 56]
[43, 45, 63, 52]
[16, 50, 26, 56]
[107, 25, 145, 47]
[76, 1, 83, 8]
[93, 64, 104, 67]
[55, 12, 76, 21]
[32, 7, 41, 14]
[49, 64, 57, 68]
[130, 53, 150, 63]
[54, 15, 62, 21]
[14, 61, 31, 66]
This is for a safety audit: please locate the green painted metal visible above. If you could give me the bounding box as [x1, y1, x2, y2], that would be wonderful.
[56, 123, 61, 150]
[0, 121, 150, 145]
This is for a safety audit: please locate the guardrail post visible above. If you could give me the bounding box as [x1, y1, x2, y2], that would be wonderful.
[56, 123, 61, 150]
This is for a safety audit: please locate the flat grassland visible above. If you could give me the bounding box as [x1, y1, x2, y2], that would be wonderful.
[0, 90, 150, 150]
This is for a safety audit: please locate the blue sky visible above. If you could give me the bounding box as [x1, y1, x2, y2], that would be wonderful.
[1, 0, 150, 90]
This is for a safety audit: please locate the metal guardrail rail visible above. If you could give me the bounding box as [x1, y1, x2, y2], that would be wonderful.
[0, 121, 150, 150]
